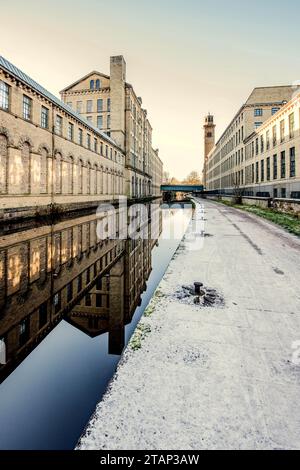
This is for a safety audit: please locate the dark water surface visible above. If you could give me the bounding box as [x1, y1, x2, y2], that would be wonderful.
[0, 206, 190, 449]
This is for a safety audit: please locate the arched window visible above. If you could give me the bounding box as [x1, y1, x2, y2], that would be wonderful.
[98, 166, 102, 194]
[68, 157, 74, 194]
[95, 79, 100, 90]
[40, 148, 48, 194]
[90, 80, 95, 90]
[104, 169, 108, 194]
[55, 153, 62, 194]
[78, 160, 83, 194]
[87, 162, 91, 194]
[0, 134, 8, 194]
[132, 176, 135, 197]
[21, 142, 30, 194]
[94, 165, 98, 194]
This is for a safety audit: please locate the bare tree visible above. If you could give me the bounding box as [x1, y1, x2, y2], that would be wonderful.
[231, 173, 243, 204]
[183, 171, 202, 185]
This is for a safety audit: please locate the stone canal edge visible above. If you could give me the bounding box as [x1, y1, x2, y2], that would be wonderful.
[77, 198, 300, 450]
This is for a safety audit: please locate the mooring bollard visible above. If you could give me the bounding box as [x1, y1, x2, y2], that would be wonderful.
[194, 282, 203, 295]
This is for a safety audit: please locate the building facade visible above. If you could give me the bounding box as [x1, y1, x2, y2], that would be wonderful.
[243, 93, 300, 198]
[204, 86, 295, 193]
[151, 147, 164, 197]
[0, 56, 127, 218]
[60, 56, 163, 199]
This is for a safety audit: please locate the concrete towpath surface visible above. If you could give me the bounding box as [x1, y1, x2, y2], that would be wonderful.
[77, 199, 300, 450]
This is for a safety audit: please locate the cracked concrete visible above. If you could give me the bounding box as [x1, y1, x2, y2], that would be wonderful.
[78, 199, 300, 450]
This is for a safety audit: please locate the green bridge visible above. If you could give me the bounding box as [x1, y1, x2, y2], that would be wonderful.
[161, 184, 204, 192]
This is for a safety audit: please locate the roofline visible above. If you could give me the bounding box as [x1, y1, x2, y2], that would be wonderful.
[213, 85, 292, 150]
[0, 56, 121, 150]
[244, 91, 300, 142]
[60, 70, 111, 93]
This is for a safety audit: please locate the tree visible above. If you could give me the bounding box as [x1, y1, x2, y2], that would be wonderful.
[183, 171, 202, 185]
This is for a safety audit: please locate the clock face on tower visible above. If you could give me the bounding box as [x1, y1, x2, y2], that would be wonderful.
[207, 132, 212, 138]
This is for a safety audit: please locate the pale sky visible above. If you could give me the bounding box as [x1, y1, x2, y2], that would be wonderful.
[1, 0, 300, 179]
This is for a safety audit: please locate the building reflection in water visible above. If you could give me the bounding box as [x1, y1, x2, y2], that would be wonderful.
[0, 204, 162, 383]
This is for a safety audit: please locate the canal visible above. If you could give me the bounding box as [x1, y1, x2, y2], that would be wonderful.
[0, 204, 191, 450]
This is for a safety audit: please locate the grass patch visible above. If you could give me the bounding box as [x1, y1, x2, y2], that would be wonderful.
[217, 200, 300, 236]
[129, 323, 152, 351]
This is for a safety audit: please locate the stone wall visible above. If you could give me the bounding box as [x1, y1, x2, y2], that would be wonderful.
[206, 194, 300, 215]
[272, 198, 300, 216]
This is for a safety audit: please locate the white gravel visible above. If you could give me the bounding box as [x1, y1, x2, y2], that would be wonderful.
[77, 200, 300, 450]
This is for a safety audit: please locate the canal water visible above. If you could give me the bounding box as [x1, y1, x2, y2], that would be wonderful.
[0, 204, 191, 450]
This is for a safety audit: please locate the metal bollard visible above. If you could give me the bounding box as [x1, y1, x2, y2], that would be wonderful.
[194, 282, 203, 295]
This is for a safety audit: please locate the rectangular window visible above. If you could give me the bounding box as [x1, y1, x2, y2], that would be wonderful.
[281, 188, 286, 198]
[87, 134, 91, 149]
[23, 95, 32, 121]
[255, 138, 259, 155]
[260, 135, 264, 153]
[266, 157, 270, 181]
[67, 282, 73, 302]
[55, 115, 63, 135]
[0, 81, 9, 110]
[280, 119, 285, 142]
[78, 128, 83, 145]
[87, 100, 93, 113]
[273, 155, 277, 180]
[96, 294, 102, 307]
[97, 99, 103, 112]
[76, 101, 83, 113]
[39, 303, 48, 329]
[85, 294, 92, 307]
[255, 122, 263, 129]
[272, 125, 277, 146]
[19, 319, 30, 346]
[53, 292, 61, 314]
[272, 107, 280, 115]
[105, 145, 108, 157]
[254, 108, 263, 117]
[290, 147, 296, 177]
[266, 130, 270, 150]
[281, 151, 286, 179]
[256, 162, 259, 183]
[68, 122, 74, 141]
[274, 188, 278, 198]
[107, 98, 111, 112]
[41, 106, 49, 129]
[94, 138, 98, 153]
[100, 142, 103, 155]
[261, 160, 264, 181]
[77, 274, 82, 292]
[97, 115, 103, 129]
[289, 113, 295, 139]
[107, 115, 111, 129]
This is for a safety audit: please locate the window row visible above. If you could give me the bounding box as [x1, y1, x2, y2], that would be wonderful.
[0, 80, 121, 163]
[249, 148, 296, 184]
[67, 98, 111, 114]
[0, 135, 124, 196]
